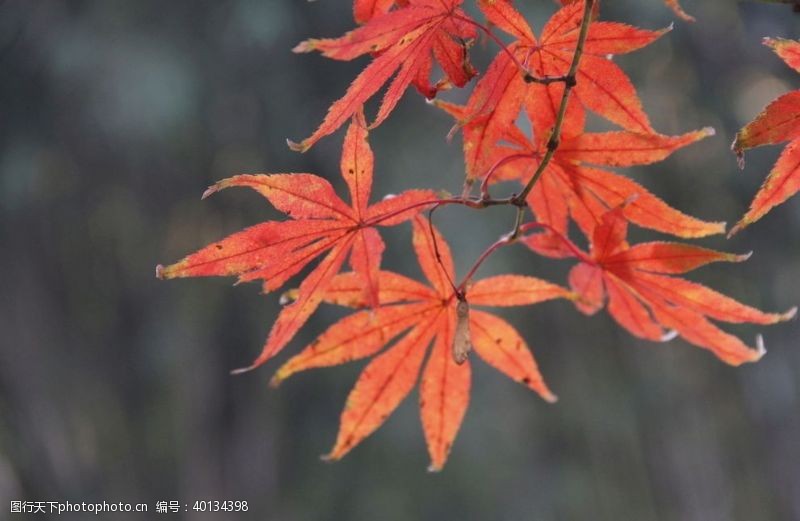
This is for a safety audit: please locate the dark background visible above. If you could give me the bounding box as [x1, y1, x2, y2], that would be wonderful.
[1, 1, 799, 519]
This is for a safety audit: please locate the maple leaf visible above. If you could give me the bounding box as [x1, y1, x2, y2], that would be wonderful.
[270, 217, 572, 470]
[436, 98, 723, 246]
[663, 0, 695, 21]
[527, 205, 796, 365]
[564, 0, 695, 22]
[353, 0, 396, 24]
[730, 38, 800, 235]
[522, 121, 721, 242]
[443, 0, 668, 180]
[157, 115, 435, 372]
[289, 0, 477, 152]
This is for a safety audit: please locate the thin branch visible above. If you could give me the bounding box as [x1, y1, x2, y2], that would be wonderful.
[362, 197, 473, 228]
[457, 212, 597, 294]
[479, 152, 537, 199]
[457, 235, 513, 294]
[364, 192, 523, 229]
[510, 205, 526, 239]
[514, 0, 595, 205]
[457, 205, 527, 292]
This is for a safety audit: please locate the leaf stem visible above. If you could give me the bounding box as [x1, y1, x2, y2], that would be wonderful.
[427, 204, 461, 296]
[452, 15, 531, 79]
[457, 235, 513, 294]
[457, 205, 527, 293]
[479, 152, 537, 199]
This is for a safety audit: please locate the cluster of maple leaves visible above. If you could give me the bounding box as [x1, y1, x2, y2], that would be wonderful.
[159, 0, 798, 470]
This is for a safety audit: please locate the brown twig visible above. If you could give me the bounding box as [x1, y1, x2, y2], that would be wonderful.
[514, 0, 594, 205]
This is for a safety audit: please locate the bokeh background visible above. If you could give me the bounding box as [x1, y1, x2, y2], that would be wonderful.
[1, 1, 799, 519]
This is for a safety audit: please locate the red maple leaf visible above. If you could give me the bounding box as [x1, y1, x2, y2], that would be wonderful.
[663, 0, 695, 21]
[353, 0, 396, 24]
[289, 0, 477, 152]
[436, 99, 723, 254]
[528, 205, 796, 365]
[444, 0, 668, 180]
[504, 120, 720, 242]
[157, 115, 435, 372]
[561, 0, 695, 23]
[731, 38, 800, 235]
[270, 217, 572, 470]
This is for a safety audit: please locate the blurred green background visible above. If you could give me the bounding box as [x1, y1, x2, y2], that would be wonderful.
[1, 1, 799, 519]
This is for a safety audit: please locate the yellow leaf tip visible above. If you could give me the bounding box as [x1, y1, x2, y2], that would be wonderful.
[727, 219, 750, 239]
[155, 262, 182, 280]
[201, 184, 220, 200]
[781, 306, 798, 321]
[292, 39, 317, 54]
[287, 138, 310, 153]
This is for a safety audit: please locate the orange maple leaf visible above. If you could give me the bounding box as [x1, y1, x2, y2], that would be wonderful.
[504, 120, 720, 241]
[527, 206, 796, 365]
[731, 38, 800, 235]
[157, 115, 435, 372]
[289, 0, 477, 152]
[663, 0, 695, 21]
[270, 217, 572, 470]
[563, 0, 695, 22]
[445, 0, 668, 180]
[436, 99, 723, 248]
